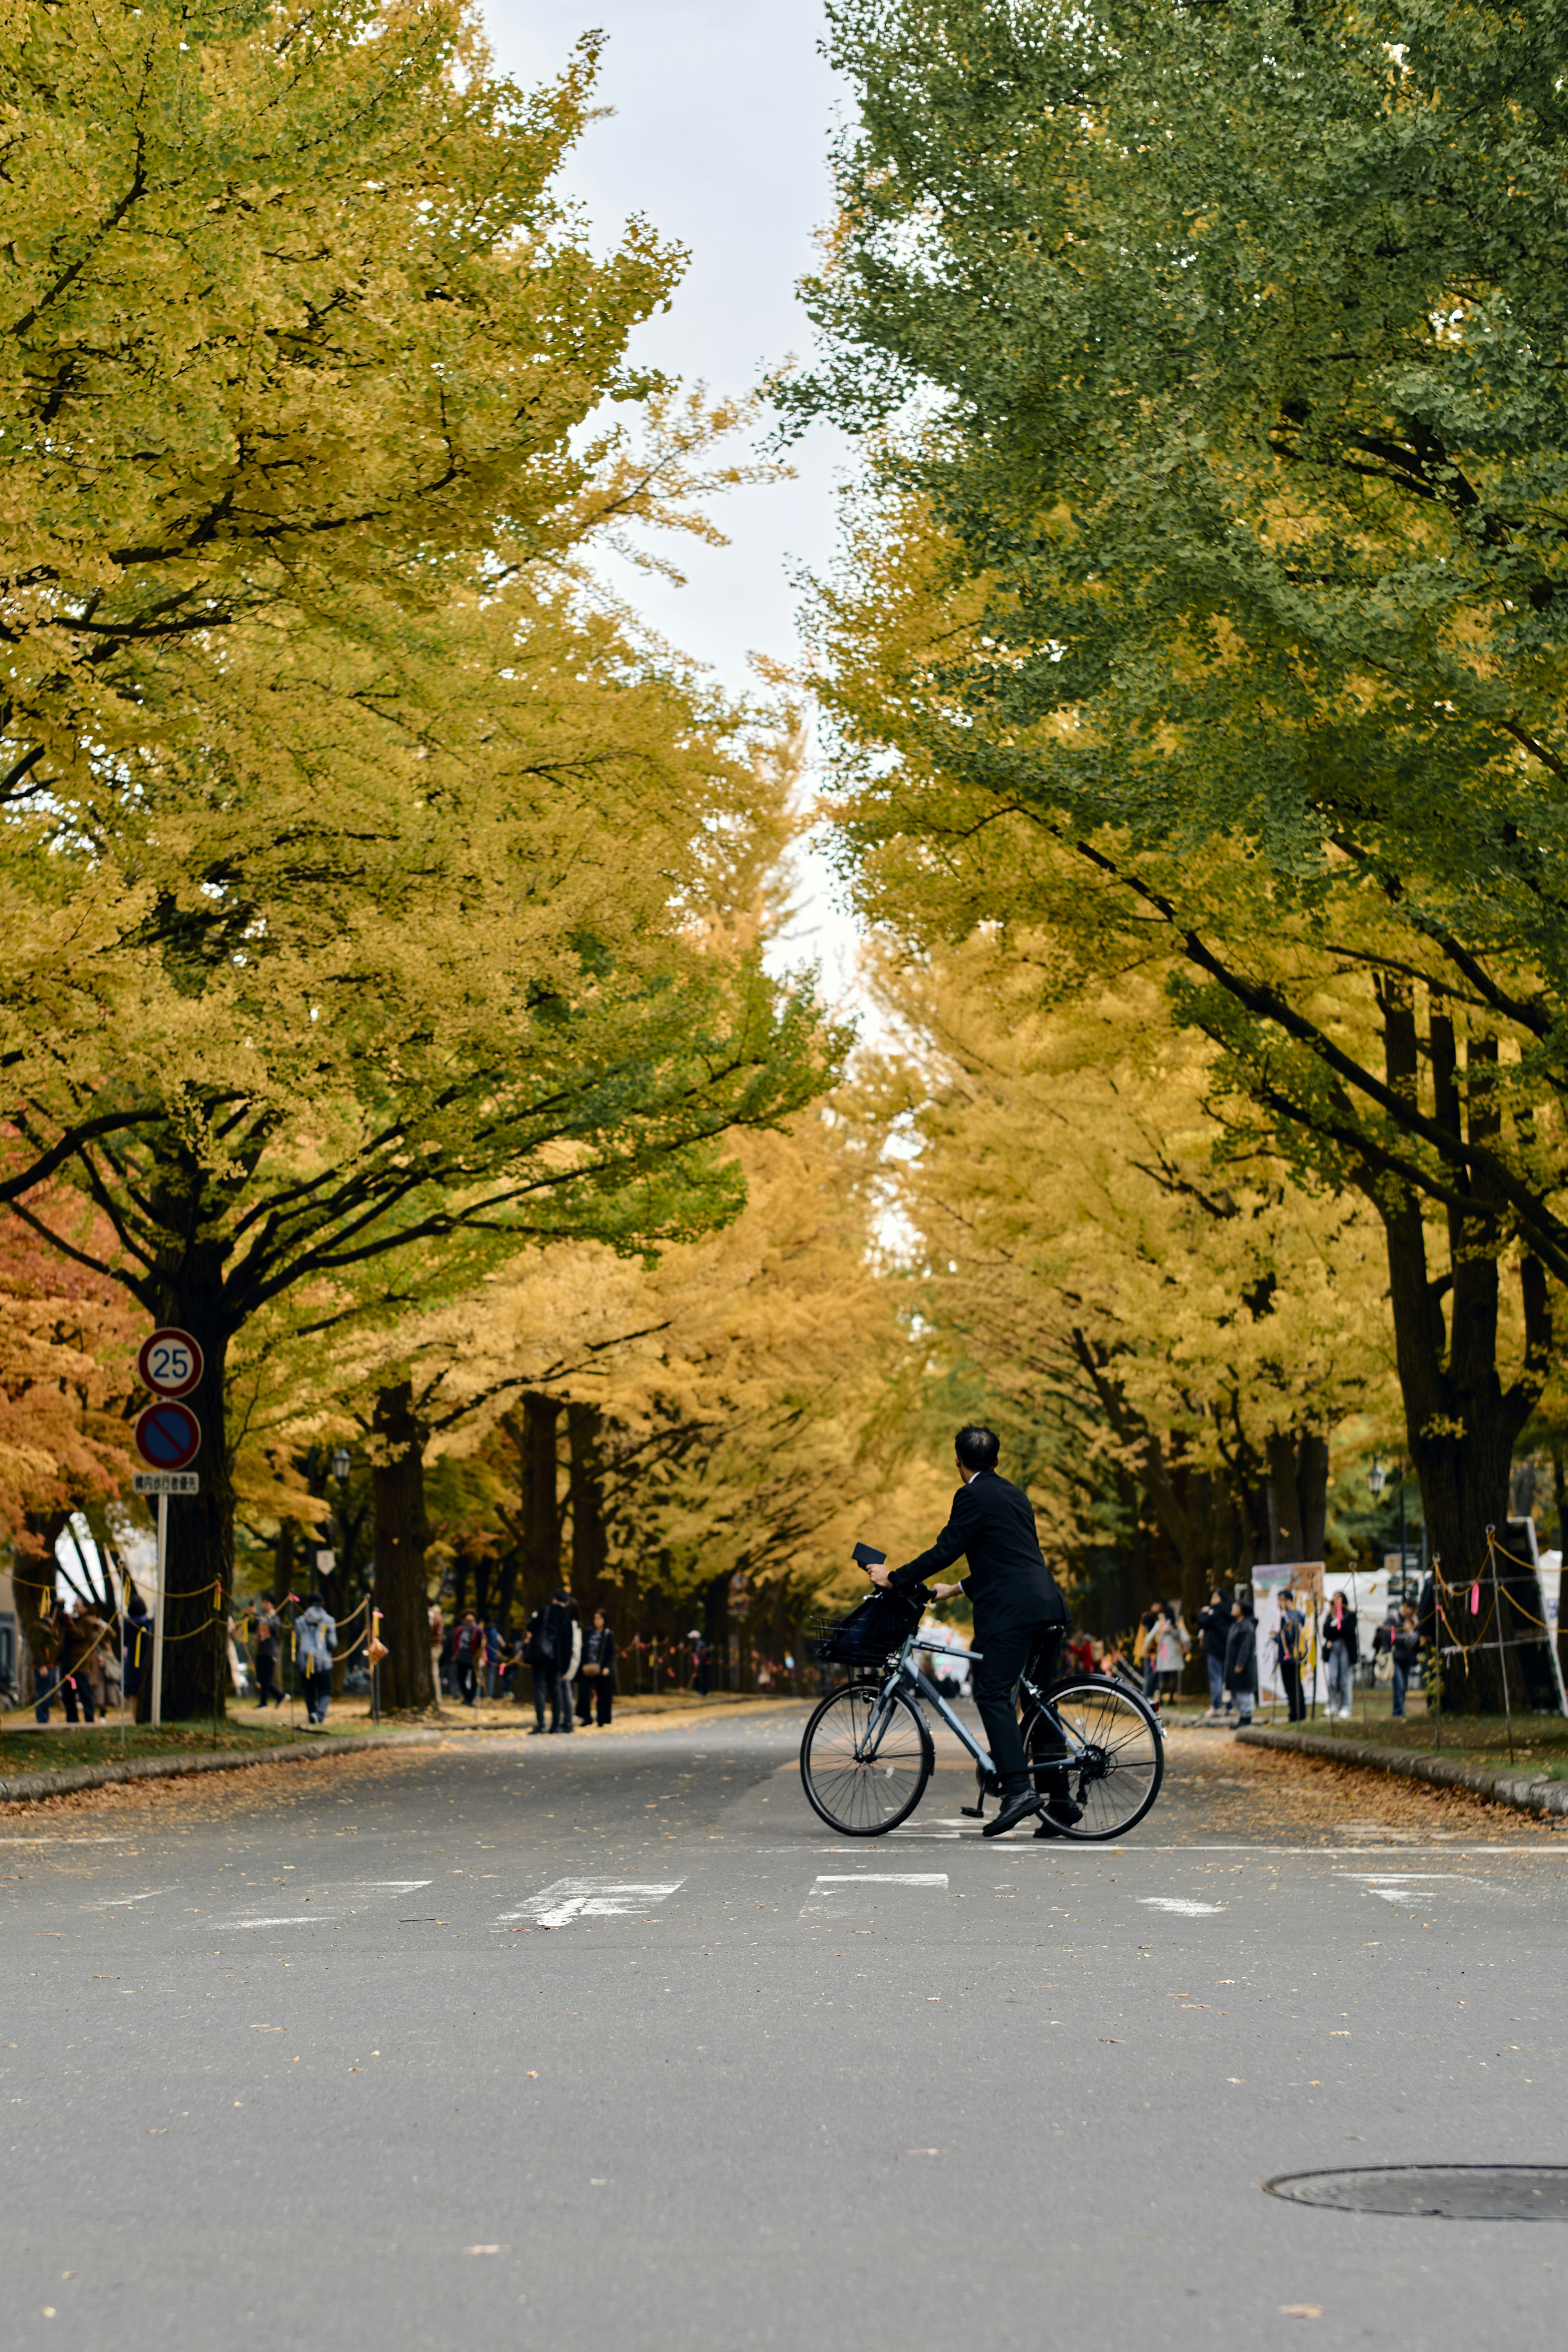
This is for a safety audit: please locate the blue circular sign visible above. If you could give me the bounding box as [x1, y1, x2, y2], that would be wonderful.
[135, 1400, 201, 1471]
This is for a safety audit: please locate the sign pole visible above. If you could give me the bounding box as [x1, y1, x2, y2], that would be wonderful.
[151, 1492, 168, 1730]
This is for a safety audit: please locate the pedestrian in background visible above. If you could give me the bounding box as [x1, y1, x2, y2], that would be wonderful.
[577, 1610, 616, 1728]
[252, 1600, 284, 1708]
[690, 1628, 711, 1695]
[1225, 1600, 1258, 1728]
[451, 1610, 483, 1708]
[1134, 1606, 1159, 1702]
[484, 1618, 503, 1701]
[1152, 1603, 1187, 1711]
[1273, 1591, 1307, 1722]
[1321, 1589, 1358, 1720]
[121, 1588, 151, 1707]
[57, 1602, 98, 1724]
[1196, 1588, 1231, 1715]
[544, 1588, 580, 1732]
[296, 1591, 337, 1726]
[78, 1606, 109, 1721]
[521, 1604, 554, 1733]
[1391, 1601, 1420, 1720]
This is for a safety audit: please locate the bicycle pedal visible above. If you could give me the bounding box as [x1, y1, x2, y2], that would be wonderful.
[960, 1802, 985, 1818]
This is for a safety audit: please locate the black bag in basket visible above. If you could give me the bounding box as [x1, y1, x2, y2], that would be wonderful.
[817, 1586, 921, 1666]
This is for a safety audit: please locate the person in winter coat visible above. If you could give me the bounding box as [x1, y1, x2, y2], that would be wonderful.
[57, 1603, 99, 1724]
[543, 1588, 580, 1732]
[296, 1594, 338, 1726]
[450, 1611, 483, 1708]
[1390, 1601, 1421, 1719]
[1321, 1591, 1359, 1720]
[121, 1590, 152, 1705]
[250, 1600, 284, 1708]
[1225, 1601, 1259, 1728]
[1272, 1592, 1308, 1722]
[1196, 1589, 1232, 1715]
[1152, 1604, 1189, 1710]
[577, 1611, 617, 1728]
[521, 1606, 554, 1732]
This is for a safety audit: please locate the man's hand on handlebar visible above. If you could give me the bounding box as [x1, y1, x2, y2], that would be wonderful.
[864, 1559, 961, 1604]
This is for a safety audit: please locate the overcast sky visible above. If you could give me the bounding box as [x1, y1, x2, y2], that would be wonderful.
[481, 2, 866, 993]
[483, 0, 849, 697]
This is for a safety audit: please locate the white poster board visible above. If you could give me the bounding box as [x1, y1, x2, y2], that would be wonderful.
[1252, 1562, 1325, 1706]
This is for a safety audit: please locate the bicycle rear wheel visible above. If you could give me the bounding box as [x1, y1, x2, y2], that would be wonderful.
[800, 1682, 933, 1836]
[1021, 1676, 1164, 1841]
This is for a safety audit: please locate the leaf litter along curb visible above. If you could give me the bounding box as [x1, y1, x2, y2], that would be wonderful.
[1176, 1729, 1566, 1842]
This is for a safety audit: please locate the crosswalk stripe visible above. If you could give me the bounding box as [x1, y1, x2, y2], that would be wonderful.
[499, 1877, 685, 1930]
[800, 1871, 948, 1918]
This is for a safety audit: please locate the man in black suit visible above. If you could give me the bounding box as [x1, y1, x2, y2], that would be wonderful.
[867, 1425, 1069, 1838]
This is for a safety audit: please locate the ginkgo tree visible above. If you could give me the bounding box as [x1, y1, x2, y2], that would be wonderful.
[861, 933, 1400, 1626]
[0, 0, 840, 1715]
[790, 0, 1568, 1673]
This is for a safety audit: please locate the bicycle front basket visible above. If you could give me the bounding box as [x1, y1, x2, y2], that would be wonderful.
[811, 1588, 920, 1666]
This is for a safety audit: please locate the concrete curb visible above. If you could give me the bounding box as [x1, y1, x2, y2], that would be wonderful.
[0, 1729, 444, 1806]
[1235, 1724, 1568, 1818]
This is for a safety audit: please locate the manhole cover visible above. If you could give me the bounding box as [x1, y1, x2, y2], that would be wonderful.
[1265, 2166, 1568, 2221]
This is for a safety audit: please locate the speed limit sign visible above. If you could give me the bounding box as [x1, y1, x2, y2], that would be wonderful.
[137, 1327, 204, 1399]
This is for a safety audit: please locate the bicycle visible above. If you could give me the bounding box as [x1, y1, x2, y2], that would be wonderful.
[800, 1587, 1165, 1840]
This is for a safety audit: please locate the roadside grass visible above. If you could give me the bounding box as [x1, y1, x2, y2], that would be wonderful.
[0, 1716, 332, 1774]
[1254, 1708, 1568, 1781]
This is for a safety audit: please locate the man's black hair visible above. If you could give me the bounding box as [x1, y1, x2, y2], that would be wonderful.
[954, 1425, 1000, 1472]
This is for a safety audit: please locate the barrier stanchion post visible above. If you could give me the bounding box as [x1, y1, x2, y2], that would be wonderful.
[150, 1493, 168, 1731]
[1487, 1526, 1515, 1763]
[212, 1579, 222, 1749]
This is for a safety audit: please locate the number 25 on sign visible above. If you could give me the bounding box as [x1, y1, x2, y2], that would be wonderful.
[137, 1327, 203, 1399]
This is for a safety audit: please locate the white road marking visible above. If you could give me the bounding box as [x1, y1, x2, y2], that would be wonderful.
[1337, 1872, 1477, 1906]
[1138, 1897, 1227, 1915]
[208, 1883, 430, 1931]
[84, 1890, 169, 1908]
[222, 1916, 330, 1930]
[499, 1878, 685, 1930]
[800, 1872, 949, 1918]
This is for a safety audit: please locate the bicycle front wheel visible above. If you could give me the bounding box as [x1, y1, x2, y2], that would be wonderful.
[1022, 1676, 1164, 1841]
[800, 1682, 933, 1836]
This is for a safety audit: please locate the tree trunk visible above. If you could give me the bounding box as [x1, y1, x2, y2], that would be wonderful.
[568, 1404, 609, 1613]
[1372, 998, 1551, 1712]
[145, 1252, 234, 1722]
[372, 1381, 435, 1713]
[520, 1393, 561, 1608]
[1264, 1429, 1328, 1565]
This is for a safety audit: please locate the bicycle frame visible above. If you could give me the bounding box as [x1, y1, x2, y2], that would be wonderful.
[853, 1628, 1080, 1777]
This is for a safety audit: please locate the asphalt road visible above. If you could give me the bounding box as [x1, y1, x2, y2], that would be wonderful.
[4, 1706, 1566, 2351]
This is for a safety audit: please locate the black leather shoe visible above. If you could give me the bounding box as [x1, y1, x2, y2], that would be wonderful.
[982, 1788, 1043, 1838]
[1032, 1815, 1064, 1840]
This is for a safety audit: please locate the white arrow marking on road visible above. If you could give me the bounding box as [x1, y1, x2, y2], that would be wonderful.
[1137, 1897, 1227, 1915]
[499, 1878, 685, 1930]
[801, 1872, 949, 1918]
[1338, 1872, 1474, 1905]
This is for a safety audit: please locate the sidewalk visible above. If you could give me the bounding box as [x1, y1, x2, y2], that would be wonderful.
[0, 1690, 803, 1805]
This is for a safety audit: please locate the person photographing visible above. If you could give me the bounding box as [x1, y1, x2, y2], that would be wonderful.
[864, 1425, 1071, 1838]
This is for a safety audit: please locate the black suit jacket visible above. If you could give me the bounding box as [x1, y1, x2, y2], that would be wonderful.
[890, 1471, 1066, 1635]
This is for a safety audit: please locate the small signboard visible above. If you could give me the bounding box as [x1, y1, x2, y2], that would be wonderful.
[133, 1471, 200, 1496]
[136, 1328, 204, 1399]
[134, 1399, 202, 1472]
